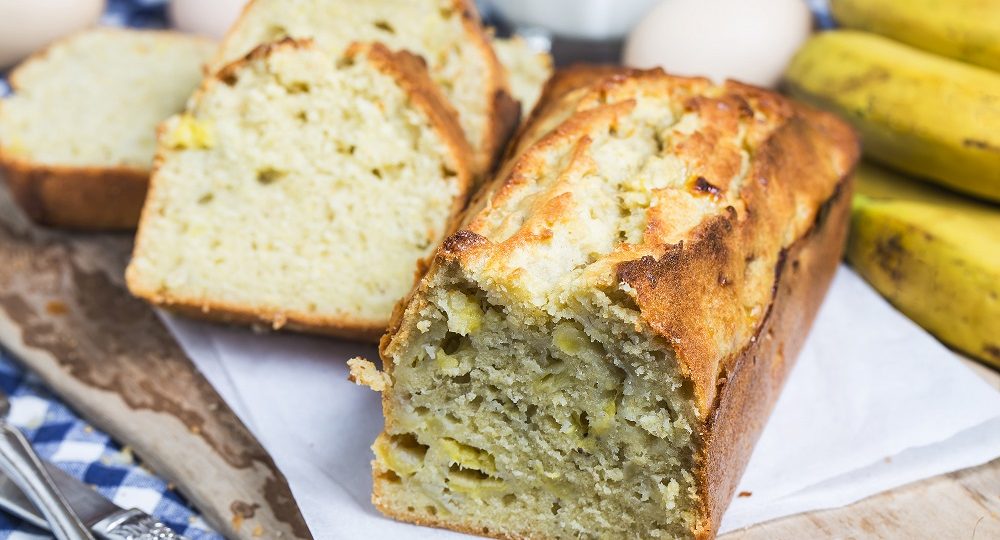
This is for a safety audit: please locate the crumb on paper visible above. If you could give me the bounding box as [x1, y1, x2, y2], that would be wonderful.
[738, 491, 752, 498]
[347, 357, 391, 392]
[252, 525, 264, 537]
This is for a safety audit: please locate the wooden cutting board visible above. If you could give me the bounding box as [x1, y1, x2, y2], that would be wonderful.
[1, 176, 998, 539]
[0, 187, 311, 539]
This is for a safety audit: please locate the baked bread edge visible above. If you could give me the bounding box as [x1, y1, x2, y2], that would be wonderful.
[0, 28, 215, 230]
[127, 38, 475, 341]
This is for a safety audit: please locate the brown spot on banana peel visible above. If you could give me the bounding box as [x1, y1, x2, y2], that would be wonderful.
[963, 139, 1000, 152]
[873, 233, 905, 283]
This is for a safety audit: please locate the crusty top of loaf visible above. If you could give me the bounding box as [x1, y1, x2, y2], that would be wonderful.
[418, 68, 859, 415]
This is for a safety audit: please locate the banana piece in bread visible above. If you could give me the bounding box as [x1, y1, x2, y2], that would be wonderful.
[126, 39, 473, 340]
[213, 0, 518, 174]
[0, 28, 214, 229]
[355, 68, 858, 538]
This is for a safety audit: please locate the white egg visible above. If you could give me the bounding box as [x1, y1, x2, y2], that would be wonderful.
[623, 0, 813, 88]
[0, 0, 104, 69]
[169, 0, 248, 40]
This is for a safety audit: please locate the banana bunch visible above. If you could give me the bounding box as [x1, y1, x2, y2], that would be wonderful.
[848, 164, 1000, 368]
[783, 1, 1000, 366]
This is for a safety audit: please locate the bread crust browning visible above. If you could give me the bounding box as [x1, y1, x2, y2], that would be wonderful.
[128, 39, 475, 342]
[376, 67, 859, 537]
[0, 156, 148, 230]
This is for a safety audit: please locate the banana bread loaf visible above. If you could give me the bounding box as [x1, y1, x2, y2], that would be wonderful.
[352, 67, 859, 537]
[126, 39, 473, 340]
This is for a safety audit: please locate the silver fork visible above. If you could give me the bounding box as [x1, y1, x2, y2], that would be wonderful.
[0, 388, 94, 540]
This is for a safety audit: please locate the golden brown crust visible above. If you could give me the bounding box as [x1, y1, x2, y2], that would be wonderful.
[0, 28, 215, 230]
[0, 156, 148, 230]
[377, 67, 859, 537]
[129, 38, 475, 342]
[694, 170, 852, 538]
[155, 296, 386, 342]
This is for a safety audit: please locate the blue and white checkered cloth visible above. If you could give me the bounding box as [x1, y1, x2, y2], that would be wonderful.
[0, 349, 220, 540]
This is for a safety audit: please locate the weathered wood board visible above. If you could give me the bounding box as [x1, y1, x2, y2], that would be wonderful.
[0, 187, 311, 539]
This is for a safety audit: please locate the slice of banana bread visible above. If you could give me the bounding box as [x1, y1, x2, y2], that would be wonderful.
[0, 28, 215, 229]
[126, 39, 473, 340]
[492, 36, 553, 118]
[354, 69, 859, 537]
[213, 0, 518, 175]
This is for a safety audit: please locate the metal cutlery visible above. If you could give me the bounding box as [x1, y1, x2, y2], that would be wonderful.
[0, 389, 186, 539]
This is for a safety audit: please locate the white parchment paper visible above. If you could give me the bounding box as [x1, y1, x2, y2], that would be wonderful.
[160, 266, 1000, 538]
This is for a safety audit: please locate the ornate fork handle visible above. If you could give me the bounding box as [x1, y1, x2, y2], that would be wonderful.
[92, 509, 187, 540]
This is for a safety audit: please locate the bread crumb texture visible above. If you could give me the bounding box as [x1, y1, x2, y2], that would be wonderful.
[373, 69, 857, 538]
[214, 0, 508, 171]
[127, 41, 469, 334]
[0, 29, 213, 169]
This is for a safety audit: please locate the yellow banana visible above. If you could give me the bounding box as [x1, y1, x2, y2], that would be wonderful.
[830, 0, 1000, 72]
[847, 162, 1000, 368]
[784, 30, 1000, 202]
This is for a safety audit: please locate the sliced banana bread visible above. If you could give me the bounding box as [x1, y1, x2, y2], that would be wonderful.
[353, 69, 859, 538]
[213, 0, 517, 174]
[492, 36, 553, 117]
[0, 28, 214, 229]
[126, 39, 473, 340]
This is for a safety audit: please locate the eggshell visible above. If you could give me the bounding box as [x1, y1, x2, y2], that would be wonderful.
[623, 0, 813, 88]
[169, 0, 247, 40]
[0, 0, 104, 68]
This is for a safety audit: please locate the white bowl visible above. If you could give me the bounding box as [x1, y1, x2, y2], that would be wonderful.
[489, 0, 661, 40]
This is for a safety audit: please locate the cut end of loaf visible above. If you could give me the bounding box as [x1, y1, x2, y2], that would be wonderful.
[127, 39, 470, 336]
[372, 269, 702, 538]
